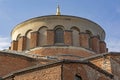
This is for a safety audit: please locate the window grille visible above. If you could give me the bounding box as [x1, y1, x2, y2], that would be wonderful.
[55, 28, 64, 43]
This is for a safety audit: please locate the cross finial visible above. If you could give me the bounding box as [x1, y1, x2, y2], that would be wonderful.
[56, 5, 61, 15]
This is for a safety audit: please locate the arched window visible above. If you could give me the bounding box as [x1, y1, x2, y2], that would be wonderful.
[25, 29, 32, 50]
[55, 28, 64, 43]
[75, 75, 82, 80]
[38, 26, 48, 46]
[71, 27, 80, 46]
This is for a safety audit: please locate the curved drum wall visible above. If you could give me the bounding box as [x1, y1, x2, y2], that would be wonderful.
[10, 15, 107, 54]
[12, 15, 105, 41]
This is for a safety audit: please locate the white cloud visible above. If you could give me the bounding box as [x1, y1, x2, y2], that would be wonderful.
[107, 38, 120, 52]
[0, 36, 10, 50]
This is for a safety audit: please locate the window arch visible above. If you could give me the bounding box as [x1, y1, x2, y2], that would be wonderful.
[75, 75, 82, 80]
[86, 30, 92, 37]
[54, 28, 64, 43]
[71, 26, 80, 33]
[16, 34, 21, 40]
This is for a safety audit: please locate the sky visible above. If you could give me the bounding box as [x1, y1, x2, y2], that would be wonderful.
[0, 0, 120, 52]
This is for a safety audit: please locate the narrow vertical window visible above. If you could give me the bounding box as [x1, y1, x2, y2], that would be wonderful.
[55, 28, 64, 43]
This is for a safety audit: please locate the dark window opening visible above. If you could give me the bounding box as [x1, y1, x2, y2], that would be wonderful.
[55, 28, 64, 43]
[75, 75, 82, 80]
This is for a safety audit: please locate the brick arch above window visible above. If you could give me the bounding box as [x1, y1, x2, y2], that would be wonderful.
[70, 26, 80, 33]
[16, 34, 21, 40]
[25, 29, 32, 37]
[54, 25, 65, 30]
[86, 30, 93, 36]
[38, 26, 48, 31]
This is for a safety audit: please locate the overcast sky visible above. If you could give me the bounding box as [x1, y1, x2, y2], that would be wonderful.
[0, 0, 120, 52]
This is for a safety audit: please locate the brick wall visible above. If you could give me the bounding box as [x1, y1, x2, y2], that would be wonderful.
[91, 57, 112, 73]
[13, 65, 61, 80]
[18, 36, 27, 51]
[110, 56, 120, 80]
[47, 30, 54, 45]
[99, 41, 107, 53]
[30, 31, 39, 48]
[62, 64, 89, 80]
[4, 62, 112, 80]
[64, 30, 72, 45]
[90, 36, 100, 53]
[0, 53, 35, 76]
[11, 40, 18, 51]
[79, 33, 89, 48]
[28, 47, 93, 57]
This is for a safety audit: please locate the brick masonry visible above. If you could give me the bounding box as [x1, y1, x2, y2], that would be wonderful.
[13, 65, 61, 80]
[17, 36, 27, 51]
[0, 52, 35, 76]
[90, 36, 100, 53]
[28, 47, 94, 57]
[64, 30, 72, 45]
[79, 33, 89, 48]
[47, 30, 54, 45]
[4, 62, 113, 80]
[30, 31, 39, 48]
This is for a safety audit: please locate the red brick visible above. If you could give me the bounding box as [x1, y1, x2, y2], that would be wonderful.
[64, 30, 72, 45]
[99, 41, 106, 53]
[11, 40, 18, 51]
[79, 33, 89, 48]
[47, 30, 54, 45]
[18, 36, 27, 51]
[30, 31, 39, 48]
[90, 36, 100, 53]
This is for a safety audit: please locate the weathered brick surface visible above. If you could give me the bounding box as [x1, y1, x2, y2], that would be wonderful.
[79, 33, 89, 48]
[64, 30, 72, 45]
[110, 56, 120, 79]
[63, 64, 88, 80]
[99, 41, 106, 53]
[90, 36, 100, 53]
[84, 64, 112, 80]
[29, 47, 93, 57]
[18, 36, 26, 51]
[91, 57, 112, 73]
[0, 53, 34, 76]
[14, 65, 61, 80]
[4, 62, 112, 80]
[47, 30, 54, 45]
[11, 40, 18, 51]
[30, 31, 39, 48]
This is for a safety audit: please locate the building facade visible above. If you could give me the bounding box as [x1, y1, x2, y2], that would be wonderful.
[0, 6, 120, 80]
